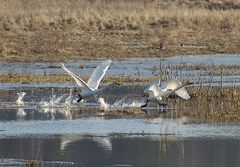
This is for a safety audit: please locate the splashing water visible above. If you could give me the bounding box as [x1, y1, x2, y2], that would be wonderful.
[16, 108, 26, 118]
[64, 88, 73, 106]
[40, 94, 64, 108]
[16, 92, 26, 106]
[98, 98, 109, 112]
[114, 96, 144, 107]
[49, 94, 64, 105]
[60, 108, 72, 119]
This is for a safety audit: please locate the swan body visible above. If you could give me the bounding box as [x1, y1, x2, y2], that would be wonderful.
[60, 60, 112, 101]
[141, 79, 192, 108]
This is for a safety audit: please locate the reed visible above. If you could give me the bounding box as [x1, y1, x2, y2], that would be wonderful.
[169, 87, 240, 123]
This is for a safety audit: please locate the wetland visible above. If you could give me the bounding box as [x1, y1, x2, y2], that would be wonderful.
[0, 0, 240, 166]
[0, 54, 240, 166]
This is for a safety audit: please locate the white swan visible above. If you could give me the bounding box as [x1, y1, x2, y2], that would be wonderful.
[60, 60, 112, 102]
[141, 79, 192, 108]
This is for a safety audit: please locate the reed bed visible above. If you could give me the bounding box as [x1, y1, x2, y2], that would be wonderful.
[169, 87, 240, 123]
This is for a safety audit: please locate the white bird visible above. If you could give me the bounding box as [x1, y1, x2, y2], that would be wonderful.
[141, 79, 192, 108]
[60, 60, 112, 102]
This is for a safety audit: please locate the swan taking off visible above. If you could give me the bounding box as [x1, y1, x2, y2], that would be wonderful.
[141, 79, 193, 108]
[60, 60, 112, 102]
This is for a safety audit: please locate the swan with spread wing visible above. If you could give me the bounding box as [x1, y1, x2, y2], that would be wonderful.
[141, 79, 193, 108]
[60, 60, 112, 102]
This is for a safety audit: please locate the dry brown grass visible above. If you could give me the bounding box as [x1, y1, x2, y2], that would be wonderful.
[169, 87, 240, 123]
[1, 0, 239, 31]
[0, 73, 156, 84]
[0, 0, 239, 61]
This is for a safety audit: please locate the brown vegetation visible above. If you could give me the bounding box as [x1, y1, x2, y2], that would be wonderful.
[0, 73, 156, 84]
[169, 87, 240, 123]
[0, 0, 239, 62]
[23, 160, 43, 167]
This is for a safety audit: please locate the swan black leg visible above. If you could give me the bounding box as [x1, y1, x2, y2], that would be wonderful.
[141, 99, 149, 108]
[77, 94, 82, 102]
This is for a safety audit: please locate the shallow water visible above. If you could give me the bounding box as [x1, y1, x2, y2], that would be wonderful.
[1, 105, 240, 167]
[0, 54, 239, 87]
[0, 87, 240, 166]
[0, 54, 239, 75]
[0, 55, 240, 166]
[1, 116, 240, 139]
[1, 135, 240, 167]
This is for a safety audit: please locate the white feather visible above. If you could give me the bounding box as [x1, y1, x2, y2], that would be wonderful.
[60, 63, 93, 94]
[87, 60, 112, 90]
[165, 79, 190, 100]
[144, 79, 191, 102]
[60, 60, 112, 99]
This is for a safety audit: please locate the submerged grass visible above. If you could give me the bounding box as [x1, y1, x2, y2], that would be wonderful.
[0, 0, 239, 62]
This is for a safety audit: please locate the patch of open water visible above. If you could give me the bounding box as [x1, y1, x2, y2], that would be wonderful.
[0, 135, 239, 167]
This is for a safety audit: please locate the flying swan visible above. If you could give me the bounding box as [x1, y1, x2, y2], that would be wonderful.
[60, 60, 112, 102]
[141, 79, 193, 108]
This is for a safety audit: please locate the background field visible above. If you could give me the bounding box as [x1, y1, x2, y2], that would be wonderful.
[0, 0, 240, 62]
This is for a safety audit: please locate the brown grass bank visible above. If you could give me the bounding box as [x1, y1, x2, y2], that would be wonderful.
[169, 87, 240, 123]
[0, 0, 240, 62]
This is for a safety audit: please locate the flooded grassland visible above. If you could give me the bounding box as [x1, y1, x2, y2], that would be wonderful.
[0, 55, 239, 166]
[0, 0, 240, 165]
[0, 55, 239, 123]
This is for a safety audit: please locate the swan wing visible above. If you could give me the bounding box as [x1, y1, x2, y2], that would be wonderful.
[165, 79, 190, 100]
[60, 63, 93, 92]
[87, 60, 112, 90]
[145, 82, 164, 100]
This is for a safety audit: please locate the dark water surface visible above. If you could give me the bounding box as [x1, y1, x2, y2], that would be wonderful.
[1, 135, 240, 167]
[1, 110, 240, 167]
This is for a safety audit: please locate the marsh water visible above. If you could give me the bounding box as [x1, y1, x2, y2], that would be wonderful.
[0, 54, 240, 167]
[0, 54, 240, 87]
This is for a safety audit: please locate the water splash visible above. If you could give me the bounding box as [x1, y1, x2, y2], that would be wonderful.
[51, 95, 64, 105]
[114, 96, 144, 107]
[64, 88, 73, 106]
[60, 108, 72, 120]
[16, 92, 26, 106]
[16, 108, 26, 118]
[98, 98, 109, 112]
[40, 95, 64, 108]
